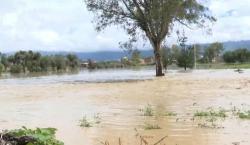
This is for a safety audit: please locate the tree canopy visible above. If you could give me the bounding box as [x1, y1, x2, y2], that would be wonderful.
[85, 0, 215, 76]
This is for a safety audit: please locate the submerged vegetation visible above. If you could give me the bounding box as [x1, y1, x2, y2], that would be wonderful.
[79, 114, 102, 128]
[237, 111, 250, 119]
[194, 109, 227, 118]
[140, 104, 154, 116]
[164, 112, 177, 117]
[0, 127, 63, 145]
[79, 116, 92, 128]
[143, 123, 161, 130]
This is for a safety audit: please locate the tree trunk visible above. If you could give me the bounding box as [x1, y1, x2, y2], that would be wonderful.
[154, 44, 164, 77]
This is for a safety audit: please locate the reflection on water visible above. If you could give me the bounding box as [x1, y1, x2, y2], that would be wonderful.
[0, 69, 250, 145]
[1, 67, 249, 85]
[0, 67, 156, 85]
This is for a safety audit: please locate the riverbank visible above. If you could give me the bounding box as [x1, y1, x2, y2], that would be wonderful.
[0, 70, 250, 145]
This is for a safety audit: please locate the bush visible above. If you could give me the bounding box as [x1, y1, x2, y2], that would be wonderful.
[223, 48, 250, 63]
[176, 46, 194, 70]
[6, 127, 64, 145]
[10, 64, 23, 73]
[0, 63, 4, 74]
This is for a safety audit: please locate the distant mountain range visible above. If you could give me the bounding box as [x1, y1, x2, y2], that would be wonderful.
[5, 40, 250, 61]
[200, 40, 250, 51]
[39, 50, 154, 61]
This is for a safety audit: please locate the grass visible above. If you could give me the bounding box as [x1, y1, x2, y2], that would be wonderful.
[5, 127, 64, 145]
[140, 104, 154, 116]
[237, 111, 250, 119]
[194, 109, 227, 118]
[79, 116, 92, 128]
[94, 114, 102, 124]
[79, 114, 102, 128]
[164, 112, 177, 116]
[196, 63, 250, 69]
[143, 123, 161, 130]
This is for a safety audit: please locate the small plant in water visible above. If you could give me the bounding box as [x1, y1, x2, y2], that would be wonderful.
[140, 104, 154, 116]
[79, 116, 92, 128]
[194, 108, 227, 118]
[237, 111, 250, 119]
[144, 123, 161, 130]
[164, 111, 177, 116]
[94, 114, 102, 124]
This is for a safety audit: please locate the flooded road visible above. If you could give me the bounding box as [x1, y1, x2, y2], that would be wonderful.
[1, 69, 250, 145]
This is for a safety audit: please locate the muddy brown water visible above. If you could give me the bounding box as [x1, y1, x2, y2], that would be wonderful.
[1, 70, 250, 145]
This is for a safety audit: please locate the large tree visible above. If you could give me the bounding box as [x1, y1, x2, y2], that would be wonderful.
[85, 0, 215, 76]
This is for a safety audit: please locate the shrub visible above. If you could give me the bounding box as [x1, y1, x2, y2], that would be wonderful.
[237, 111, 250, 119]
[0, 63, 4, 74]
[139, 104, 154, 116]
[7, 127, 63, 145]
[10, 64, 23, 73]
[79, 116, 92, 128]
[144, 123, 161, 130]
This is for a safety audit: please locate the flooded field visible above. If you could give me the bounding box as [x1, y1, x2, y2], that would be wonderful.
[1, 69, 250, 145]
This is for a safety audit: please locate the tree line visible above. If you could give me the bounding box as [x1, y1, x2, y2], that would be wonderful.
[161, 41, 250, 70]
[223, 48, 250, 63]
[0, 51, 79, 74]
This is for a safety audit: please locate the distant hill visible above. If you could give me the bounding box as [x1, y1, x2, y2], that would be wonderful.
[40, 50, 154, 61]
[223, 40, 250, 51]
[200, 40, 250, 51]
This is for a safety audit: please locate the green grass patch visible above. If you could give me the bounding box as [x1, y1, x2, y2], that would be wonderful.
[79, 116, 92, 128]
[164, 112, 177, 116]
[8, 127, 64, 145]
[144, 123, 161, 130]
[237, 111, 250, 119]
[139, 104, 154, 116]
[194, 109, 227, 118]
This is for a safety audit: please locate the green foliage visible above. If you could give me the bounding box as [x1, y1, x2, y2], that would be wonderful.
[10, 64, 23, 73]
[176, 32, 194, 70]
[203, 42, 224, 63]
[194, 109, 227, 118]
[85, 0, 215, 76]
[96, 61, 123, 69]
[164, 112, 177, 116]
[237, 111, 250, 119]
[66, 54, 79, 69]
[223, 48, 250, 63]
[161, 46, 174, 70]
[1, 51, 80, 74]
[176, 46, 194, 70]
[144, 123, 161, 130]
[0, 63, 3, 74]
[8, 127, 63, 145]
[79, 116, 92, 128]
[140, 104, 154, 116]
[131, 49, 141, 66]
[79, 114, 102, 128]
[53, 55, 67, 71]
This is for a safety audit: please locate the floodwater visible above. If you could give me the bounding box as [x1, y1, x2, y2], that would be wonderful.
[1, 69, 250, 145]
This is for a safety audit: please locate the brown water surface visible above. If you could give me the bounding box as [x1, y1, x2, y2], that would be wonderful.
[0, 70, 250, 145]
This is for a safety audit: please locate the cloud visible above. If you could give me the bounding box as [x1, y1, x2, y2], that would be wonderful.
[0, 0, 250, 52]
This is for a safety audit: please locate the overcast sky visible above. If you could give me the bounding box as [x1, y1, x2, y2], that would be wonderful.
[0, 0, 250, 52]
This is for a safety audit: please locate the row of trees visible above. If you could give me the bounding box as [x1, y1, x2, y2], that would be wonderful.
[0, 51, 79, 74]
[161, 45, 194, 71]
[223, 48, 250, 63]
[161, 42, 225, 70]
